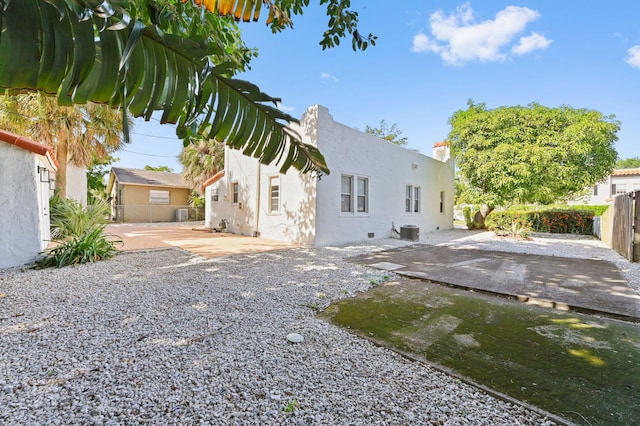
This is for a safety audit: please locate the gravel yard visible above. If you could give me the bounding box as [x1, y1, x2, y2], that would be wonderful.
[1, 230, 636, 425]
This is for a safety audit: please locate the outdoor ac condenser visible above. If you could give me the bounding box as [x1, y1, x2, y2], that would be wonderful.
[400, 225, 419, 241]
[176, 208, 189, 222]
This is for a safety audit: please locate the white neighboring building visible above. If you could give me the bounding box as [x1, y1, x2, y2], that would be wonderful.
[204, 105, 455, 246]
[0, 129, 58, 268]
[580, 168, 640, 205]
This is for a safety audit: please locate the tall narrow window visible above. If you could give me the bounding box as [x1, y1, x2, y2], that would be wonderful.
[269, 176, 280, 213]
[414, 187, 421, 213]
[593, 185, 598, 196]
[405, 185, 412, 213]
[232, 182, 239, 204]
[357, 177, 368, 213]
[440, 191, 445, 213]
[341, 175, 353, 212]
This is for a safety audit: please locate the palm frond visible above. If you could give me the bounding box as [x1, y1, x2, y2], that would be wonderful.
[0, 0, 329, 174]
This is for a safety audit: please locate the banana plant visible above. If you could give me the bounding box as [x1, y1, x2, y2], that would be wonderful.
[0, 0, 346, 174]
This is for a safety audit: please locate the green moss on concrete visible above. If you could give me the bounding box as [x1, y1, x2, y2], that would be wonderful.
[320, 282, 640, 425]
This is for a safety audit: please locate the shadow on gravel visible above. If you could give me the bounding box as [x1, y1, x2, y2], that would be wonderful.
[319, 279, 640, 426]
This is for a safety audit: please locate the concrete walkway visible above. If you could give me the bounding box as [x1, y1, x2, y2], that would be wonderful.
[348, 244, 640, 322]
[105, 223, 299, 258]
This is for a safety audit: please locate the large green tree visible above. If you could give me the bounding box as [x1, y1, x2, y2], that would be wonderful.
[448, 101, 619, 211]
[616, 157, 640, 169]
[0, 0, 375, 175]
[364, 120, 409, 146]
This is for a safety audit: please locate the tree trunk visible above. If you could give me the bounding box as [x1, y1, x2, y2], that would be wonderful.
[473, 204, 494, 228]
[56, 140, 68, 199]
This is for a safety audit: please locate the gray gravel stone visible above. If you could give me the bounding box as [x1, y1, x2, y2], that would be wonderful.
[2, 229, 632, 425]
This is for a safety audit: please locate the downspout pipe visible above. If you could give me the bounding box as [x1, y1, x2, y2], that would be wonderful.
[254, 162, 261, 237]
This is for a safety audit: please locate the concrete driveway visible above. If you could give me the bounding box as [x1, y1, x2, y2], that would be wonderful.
[348, 244, 640, 321]
[105, 223, 299, 258]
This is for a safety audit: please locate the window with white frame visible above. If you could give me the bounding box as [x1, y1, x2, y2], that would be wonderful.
[405, 185, 420, 213]
[149, 190, 170, 204]
[211, 188, 219, 202]
[341, 174, 369, 213]
[405, 185, 412, 212]
[232, 182, 239, 203]
[341, 175, 353, 213]
[357, 177, 368, 213]
[269, 176, 280, 213]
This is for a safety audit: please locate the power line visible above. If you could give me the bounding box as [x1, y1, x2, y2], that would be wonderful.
[120, 149, 179, 158]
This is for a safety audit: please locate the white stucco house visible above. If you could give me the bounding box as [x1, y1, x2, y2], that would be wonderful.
[0, 129, 58, 268]
[204, 105, 455, 246]
[569, 168, 640, 205]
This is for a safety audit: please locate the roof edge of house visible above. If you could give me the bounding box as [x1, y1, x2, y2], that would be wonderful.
[0, 129, 60, 171]
[203, 170, 225, 189]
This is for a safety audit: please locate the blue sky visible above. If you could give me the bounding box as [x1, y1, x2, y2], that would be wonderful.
[114, 1, 639, 172]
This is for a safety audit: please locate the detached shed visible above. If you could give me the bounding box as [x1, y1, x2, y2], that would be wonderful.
[0, 129, 58, 268]
[107, 167, 191, 223]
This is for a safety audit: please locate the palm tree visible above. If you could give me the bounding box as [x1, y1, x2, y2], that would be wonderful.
[179, 140, 226, 194]
[0, 93, 127, 198]
[0, 0, 380, 175]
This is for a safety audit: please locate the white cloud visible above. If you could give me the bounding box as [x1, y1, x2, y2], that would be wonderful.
[512, 32, 552, 55]
[320, 72, 339, 82]
[625, 45, 640, 68]
[412, 2, 551, 65]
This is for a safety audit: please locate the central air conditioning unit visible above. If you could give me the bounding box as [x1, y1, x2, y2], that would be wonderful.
[400, 225, 419, 241]
[176, 208, 189, 222]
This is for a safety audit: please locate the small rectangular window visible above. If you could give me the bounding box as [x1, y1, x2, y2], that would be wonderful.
[212, 188, 219, 202]
[357, 177, 368, 213]
[593, 185, 598, 196]
[440, 191, 445, 213]
[414, 187, 421, 213]
[232, 182, 239, 203]
[405, 185, 412, 213]
[149, 190, 170, 205]
[341, 175, 353, 213]
[269, 176, 280, 213]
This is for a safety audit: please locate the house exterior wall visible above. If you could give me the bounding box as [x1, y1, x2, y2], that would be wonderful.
[65, 164, 87, 205]
[576, 172, 640, 205]
[206, 104, 454, 246]
[206, 147, 317, 244]
[311, 105, 455, 246]
[0, 144, 46, 268]
[115, 184, 190, 223]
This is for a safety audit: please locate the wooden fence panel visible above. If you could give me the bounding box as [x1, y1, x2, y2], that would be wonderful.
[634, 191, 640, 262]
[610, 193, 634, 261]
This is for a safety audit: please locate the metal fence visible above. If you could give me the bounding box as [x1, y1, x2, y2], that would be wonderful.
[111, 204, 205, 224]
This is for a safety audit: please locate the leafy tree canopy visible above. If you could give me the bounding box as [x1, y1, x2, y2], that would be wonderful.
[0, 0, 375, 176]
[448, 101, 619, 206]
[616, 157, 640, 169]
[144, 165, 174, 172]
[364, 120, 408, 146]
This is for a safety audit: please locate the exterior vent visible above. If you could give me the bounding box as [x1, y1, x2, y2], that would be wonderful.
[400, 225, 419, 241]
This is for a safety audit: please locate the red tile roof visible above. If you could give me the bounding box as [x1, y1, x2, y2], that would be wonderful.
[0, 129, 59, 171]
[202, 170, 225, 188]
[433, 141, 449, 148]
[612, 168, 640, 176]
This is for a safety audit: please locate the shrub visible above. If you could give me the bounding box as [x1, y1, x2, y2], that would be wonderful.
[463, 206, 485, 229]
[38, 225, 122, 268]
[486, 209, 594, 235]
[485, 212, 532, 238]
[50, 197, 110, 239]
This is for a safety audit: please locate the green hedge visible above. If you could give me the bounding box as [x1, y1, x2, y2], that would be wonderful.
[486, 209, 595, 235]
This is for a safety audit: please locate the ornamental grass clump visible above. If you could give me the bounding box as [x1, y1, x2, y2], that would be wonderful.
[38, 224, 122, 268]
[39, 196, 121, 268]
